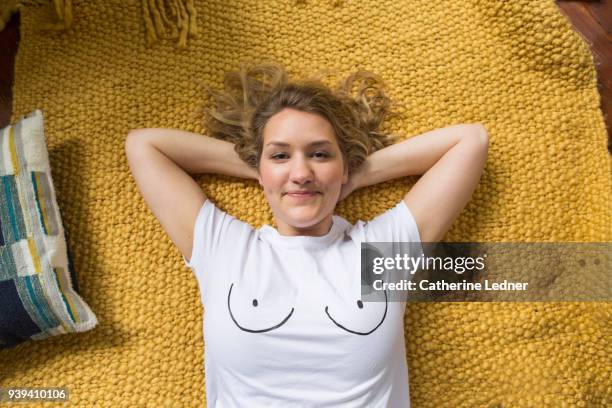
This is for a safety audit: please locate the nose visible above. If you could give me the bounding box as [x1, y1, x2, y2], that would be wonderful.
[289, 154, 314, 185]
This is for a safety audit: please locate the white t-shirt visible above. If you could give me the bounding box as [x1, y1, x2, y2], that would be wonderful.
[183, 199, 422, 408]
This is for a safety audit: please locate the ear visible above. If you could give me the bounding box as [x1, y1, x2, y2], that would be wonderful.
[342, 162, 349, 184]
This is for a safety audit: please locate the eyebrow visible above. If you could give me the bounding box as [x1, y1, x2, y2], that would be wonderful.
[265, 140, 333, 148]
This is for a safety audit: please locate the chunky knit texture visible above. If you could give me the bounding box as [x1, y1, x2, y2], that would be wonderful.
[1, 0, 611, 407]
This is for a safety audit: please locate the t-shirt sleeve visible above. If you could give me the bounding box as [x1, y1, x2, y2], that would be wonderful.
[349, 199, 425, 265]
[351, 200, 425, 290]
[350, 200, 424, 299]
[356, 199, 423, 244]
[182, 199, 255, 286]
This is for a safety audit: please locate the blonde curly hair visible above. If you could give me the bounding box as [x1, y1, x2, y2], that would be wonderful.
[198, 61, 402, 175]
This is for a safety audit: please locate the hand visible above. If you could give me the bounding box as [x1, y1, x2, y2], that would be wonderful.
[246, 164, 260, 181]
[338, 172, 362, 201]
[339, 160, 370, 201]
[338, 180, 353, 202]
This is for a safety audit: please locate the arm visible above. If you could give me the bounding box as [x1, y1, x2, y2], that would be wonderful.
[128, 128, 258, 179]
[125, 128, 257, 264]
[343, 123, 489, 242]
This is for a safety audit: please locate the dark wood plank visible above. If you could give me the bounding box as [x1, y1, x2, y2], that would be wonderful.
[557, 0, 611, 152]
[585, 0, 612, 35]
[0, 11, 19, 129]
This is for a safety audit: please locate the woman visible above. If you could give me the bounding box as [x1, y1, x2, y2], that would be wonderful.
[125, 62, 488, 407]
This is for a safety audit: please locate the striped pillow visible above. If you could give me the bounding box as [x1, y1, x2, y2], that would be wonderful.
[0, 109, 97, 349]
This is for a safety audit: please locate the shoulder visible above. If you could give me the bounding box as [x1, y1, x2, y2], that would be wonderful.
[185, 199, 258, 269]
[345, 201, 422, 244]
[202, 200, 256, 231]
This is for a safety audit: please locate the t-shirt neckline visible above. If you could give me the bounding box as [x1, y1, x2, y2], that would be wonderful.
[259, 215, 349, 249]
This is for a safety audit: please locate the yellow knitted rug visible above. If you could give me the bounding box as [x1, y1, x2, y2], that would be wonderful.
[2, 0, 611, 407]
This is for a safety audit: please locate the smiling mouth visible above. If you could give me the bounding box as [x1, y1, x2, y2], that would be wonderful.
[284, 192, 321, 198]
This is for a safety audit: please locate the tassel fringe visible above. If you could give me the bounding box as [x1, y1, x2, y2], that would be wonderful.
[41, 0, 72, 30]
[9, 0, 198, 48]
[142, 0, 198, 48]
[0, 0, 20, 31]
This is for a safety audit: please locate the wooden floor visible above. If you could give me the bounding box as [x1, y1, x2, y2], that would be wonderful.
[0, 1, 610, 152]
[0, 9, 19, 130]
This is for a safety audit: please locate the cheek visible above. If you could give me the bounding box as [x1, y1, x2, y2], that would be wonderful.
[258, 167, 283, 192]
[321, 165, 345, 186]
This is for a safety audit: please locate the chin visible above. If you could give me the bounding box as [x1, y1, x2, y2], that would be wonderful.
[284, 211, 321, 227]
[279, 206, 325, 226]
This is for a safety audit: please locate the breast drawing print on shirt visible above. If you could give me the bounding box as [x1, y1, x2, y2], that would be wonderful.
[227, 282, 296, 333]
[227, 281, 389, 335]
[324, 289, 388, 335]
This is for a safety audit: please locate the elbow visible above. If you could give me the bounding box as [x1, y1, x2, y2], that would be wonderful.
[471, 124, 489, 151]
[126, 129, 146, 141]
[125, 129, 150, 152]
[125, 132, 138, 154]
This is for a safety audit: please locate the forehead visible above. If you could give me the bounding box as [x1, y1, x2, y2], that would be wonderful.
[263, 108, 337, 147]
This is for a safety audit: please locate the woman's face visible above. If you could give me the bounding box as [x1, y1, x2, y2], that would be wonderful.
[257, 108, 348, 236]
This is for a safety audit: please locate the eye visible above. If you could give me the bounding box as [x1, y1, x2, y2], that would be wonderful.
[312, 151, 330, 158]
[271, 153, 288, 160]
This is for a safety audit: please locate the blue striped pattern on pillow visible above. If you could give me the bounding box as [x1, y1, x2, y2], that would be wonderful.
[0, 110, 97, 349]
